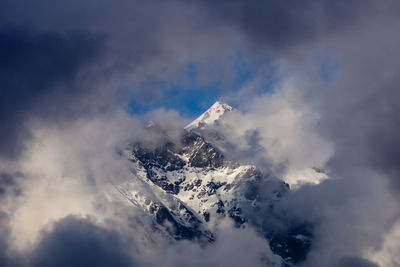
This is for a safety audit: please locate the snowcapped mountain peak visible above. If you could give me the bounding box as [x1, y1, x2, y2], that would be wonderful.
[210, 101, 232, 111]
[107, 102, 315, 265]
[185, 101, 234, 131]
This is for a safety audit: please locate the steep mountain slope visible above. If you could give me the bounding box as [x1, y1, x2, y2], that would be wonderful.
[185, 101, 233, 131]
[187, 101, 328, 188]
[110, 102, 314, 265]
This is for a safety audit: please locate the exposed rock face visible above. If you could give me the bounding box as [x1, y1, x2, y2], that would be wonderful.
[110, 102, 314, 265]
[267, 224, 313, 264]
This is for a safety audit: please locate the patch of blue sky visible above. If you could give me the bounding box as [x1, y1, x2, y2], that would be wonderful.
[316, 56, 340, 83]
[231, 49, 277, 95]
[128, 50, 276, 117]
[232, 50, 254, 85]
[126, 66, 223, 117]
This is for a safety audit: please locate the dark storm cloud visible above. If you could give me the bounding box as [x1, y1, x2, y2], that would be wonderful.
[0, 211, 11, 266]
[336, 257, 379, 267]
[196, 0, 375, 51]
[310, 18, 400, 193]
[0, 215, 138, 267]
[0, 1, 181, 159]
[0, 173, 21, 197]
[0, 26, 103, 158]
[30, 216, 137, 267]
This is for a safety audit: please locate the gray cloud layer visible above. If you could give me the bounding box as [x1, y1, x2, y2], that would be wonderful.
[0, 0, 399, 267]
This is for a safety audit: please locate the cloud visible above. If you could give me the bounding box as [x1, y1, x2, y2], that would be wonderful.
[159, 219, 281, 267]
[194, 0, 387, 54]
[335, 256, 379, 267]
[0, 211, 12, 266]
[0, 1, 399, 267]
[217, 5, 400, 265]
[30, 216, 137, 267]
[193, 80, 333, 186]
[368, 220, 400, 267]
[0, 26, 104, 158]
[0, 0, 238, 159]
[1, 110, 148, 249]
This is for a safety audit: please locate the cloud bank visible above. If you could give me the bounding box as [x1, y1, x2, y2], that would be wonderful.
[0, 0, 399, 266]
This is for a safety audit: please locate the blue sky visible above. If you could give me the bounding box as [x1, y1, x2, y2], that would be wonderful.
[127, 51, 280, 118]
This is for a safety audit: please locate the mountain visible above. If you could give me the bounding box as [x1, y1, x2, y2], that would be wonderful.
[185, 101, 328, 188]
[185, 101, 234, 131]
[108, 102, 314, 265]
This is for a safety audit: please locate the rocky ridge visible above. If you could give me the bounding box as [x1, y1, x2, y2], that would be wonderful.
[110, 102, 314, 265]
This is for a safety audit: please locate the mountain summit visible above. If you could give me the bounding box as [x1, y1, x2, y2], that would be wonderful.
[107, 102, 314, 266]
[185, 101, 234, 131]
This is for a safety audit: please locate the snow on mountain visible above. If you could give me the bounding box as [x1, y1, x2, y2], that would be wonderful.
[105, 102, 316, 265]
[184, 101, 239, 157]
[186, 101, 328, 188]
[113, 130, 285, 239]
[185, 101, 234, 131]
